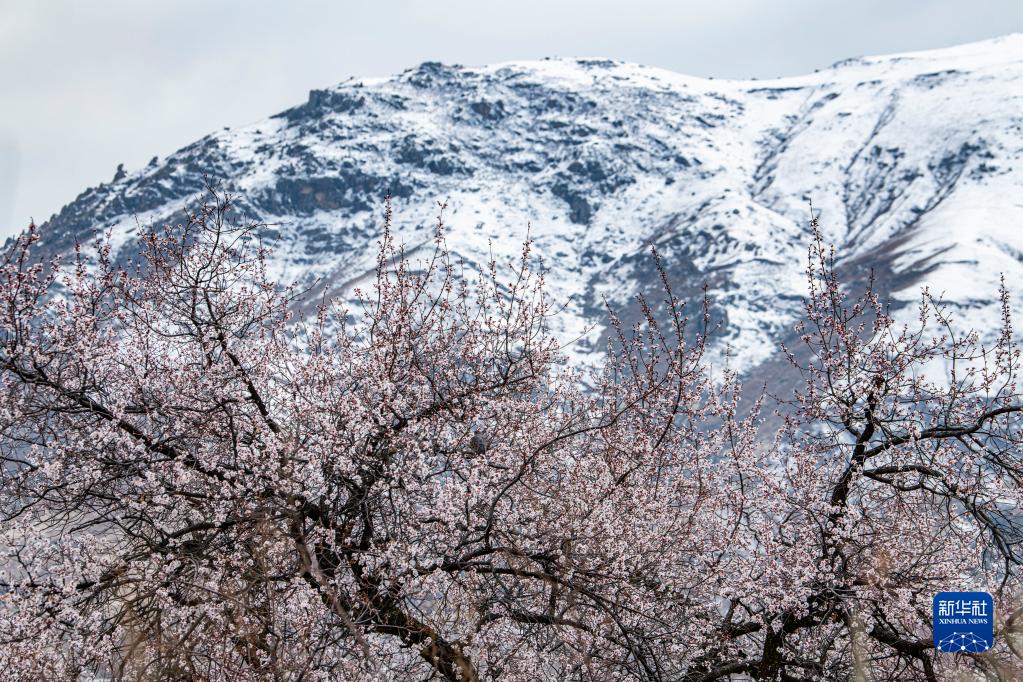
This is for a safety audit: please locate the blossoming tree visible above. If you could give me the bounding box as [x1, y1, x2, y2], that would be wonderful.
[0, 187, 1020, 680]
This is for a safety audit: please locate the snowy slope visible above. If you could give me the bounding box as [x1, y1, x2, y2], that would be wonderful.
[30, 35, 1023, 377]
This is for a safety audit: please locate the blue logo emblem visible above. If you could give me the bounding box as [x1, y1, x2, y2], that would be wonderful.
[933, 592, 994, 652]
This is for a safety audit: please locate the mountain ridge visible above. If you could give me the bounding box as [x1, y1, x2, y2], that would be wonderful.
[28, 34, 1023, 376]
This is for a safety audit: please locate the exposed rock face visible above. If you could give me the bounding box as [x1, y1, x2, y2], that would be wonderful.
[27, 35, 1023, 376]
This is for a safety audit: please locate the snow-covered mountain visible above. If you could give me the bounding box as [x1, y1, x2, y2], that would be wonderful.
[30, 35, 1023, 377]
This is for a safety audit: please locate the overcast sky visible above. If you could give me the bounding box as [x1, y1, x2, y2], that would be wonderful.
[2, 0, 1021, 238]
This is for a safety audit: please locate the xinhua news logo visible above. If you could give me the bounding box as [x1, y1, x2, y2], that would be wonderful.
[933, 592, 994, 653]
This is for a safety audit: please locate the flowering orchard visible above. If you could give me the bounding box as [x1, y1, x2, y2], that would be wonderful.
[0, 188, 1021, 680]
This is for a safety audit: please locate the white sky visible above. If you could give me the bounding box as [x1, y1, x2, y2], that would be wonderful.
[1, 0, 1021, 238]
